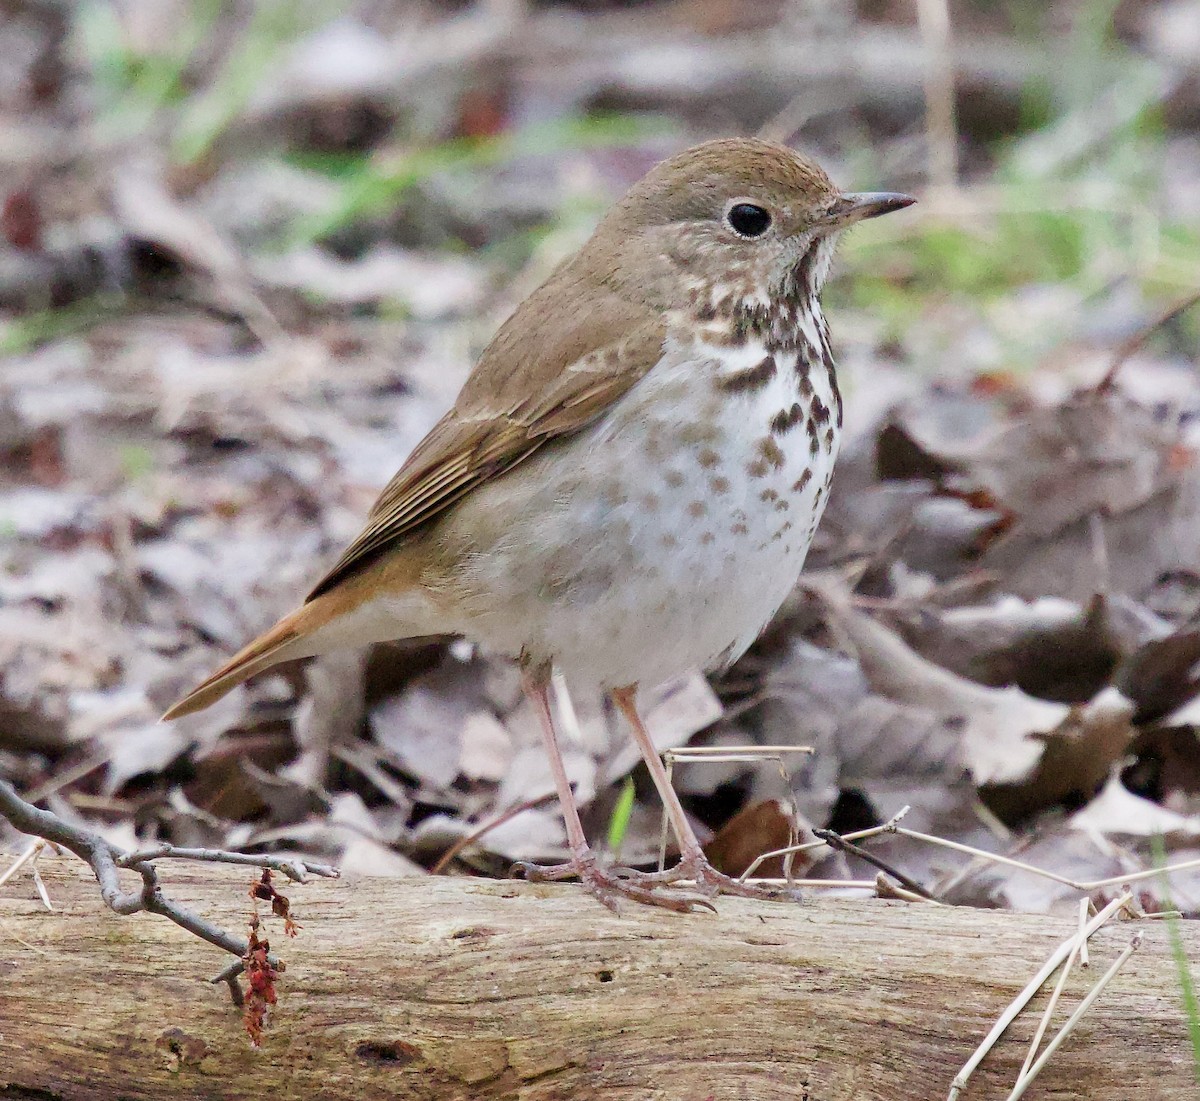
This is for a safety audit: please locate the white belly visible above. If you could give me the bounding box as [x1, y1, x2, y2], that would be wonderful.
[441, 336, 840, 689]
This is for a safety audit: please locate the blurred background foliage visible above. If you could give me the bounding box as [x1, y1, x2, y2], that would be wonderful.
[4, 0, 1195, 369]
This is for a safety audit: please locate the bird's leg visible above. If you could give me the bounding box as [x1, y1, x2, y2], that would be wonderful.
[510, 663, 711, 913]
[610, 684, 801, 903]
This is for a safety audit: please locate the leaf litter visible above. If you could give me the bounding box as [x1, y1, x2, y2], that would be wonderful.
[2, 0, 1200, 926]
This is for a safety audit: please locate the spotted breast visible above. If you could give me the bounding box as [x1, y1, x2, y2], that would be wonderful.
[439, 284, 841, 691]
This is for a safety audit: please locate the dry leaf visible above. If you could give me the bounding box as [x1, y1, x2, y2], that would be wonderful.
[822, 592, 1063, 785]
[703, 798, 817, 879]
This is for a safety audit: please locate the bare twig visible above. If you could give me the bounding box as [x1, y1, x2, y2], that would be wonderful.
[1097, 287, 1200, 392]
[1017, 898, 1089, 1081]
[0, 778, 338, 988]
[746, 813, 1200, 897]
[1005, 932, 1143, 1101]
[946, 892, 1132, 1101]
[740, 804, 913, 881]
[891, 826, 1200, 894]
[118, 844, 338, 882]
[813, 827, 938, 902]
[875, 875, 940, 904]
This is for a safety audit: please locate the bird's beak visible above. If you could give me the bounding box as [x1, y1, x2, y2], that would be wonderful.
[826, 192, 917, 227]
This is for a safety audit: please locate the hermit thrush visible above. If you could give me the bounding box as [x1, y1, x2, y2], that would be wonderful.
[165, 138, 913, 911]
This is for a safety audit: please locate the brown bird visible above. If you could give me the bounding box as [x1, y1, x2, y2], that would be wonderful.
[165, 138, 913, 911]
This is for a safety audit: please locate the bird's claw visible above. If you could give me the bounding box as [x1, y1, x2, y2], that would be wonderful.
[511, 857, 716, 913]
[616, 853, 803, 903]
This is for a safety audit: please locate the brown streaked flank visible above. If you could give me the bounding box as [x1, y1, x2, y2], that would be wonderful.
[770, 402, 805, 435]
[715, 355, 776, 394]
[757, 437, 786, 470]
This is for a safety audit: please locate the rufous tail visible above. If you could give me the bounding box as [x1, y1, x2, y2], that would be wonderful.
[162, 601, 330, 721]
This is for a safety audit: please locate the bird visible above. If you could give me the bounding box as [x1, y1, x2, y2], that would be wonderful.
[164, 138, 914, 911]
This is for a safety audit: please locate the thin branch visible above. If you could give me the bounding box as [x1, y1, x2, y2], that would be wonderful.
[0, 778, 338, 987]
[118, 844, 338, 882]
[1097, 287, 1200, 392]
[812, 827, 938, 901]
[946, 893, 1131, 1101]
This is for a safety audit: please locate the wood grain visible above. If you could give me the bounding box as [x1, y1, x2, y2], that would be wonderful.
[0, 862, 1194, 1100]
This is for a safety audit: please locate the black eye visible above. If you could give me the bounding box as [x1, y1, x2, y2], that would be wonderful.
[726, 203, 772, 238]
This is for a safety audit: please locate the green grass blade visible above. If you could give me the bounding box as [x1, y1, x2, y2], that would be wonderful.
[1152, 834, 1200, 1085]
[606, 776, 636, 856]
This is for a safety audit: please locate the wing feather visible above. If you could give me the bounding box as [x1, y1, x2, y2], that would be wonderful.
[306, 280, 665, 600]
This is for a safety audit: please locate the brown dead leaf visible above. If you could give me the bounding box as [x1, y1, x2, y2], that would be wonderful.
[1117, 628, 1200, 723]
[891, 594, 1124, 703]
[981, 687, 1137, 823]
[703, 798, 817, 879]
[1122, 726, 1200, 810]
[963, 390, 1178, 538]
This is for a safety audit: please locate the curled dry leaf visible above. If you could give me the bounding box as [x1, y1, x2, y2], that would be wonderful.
[981, 687, 1138, 823]
[703, 798, 818, 880]
[891, 594, 1123, 703]
[820, 589, 1061, 786]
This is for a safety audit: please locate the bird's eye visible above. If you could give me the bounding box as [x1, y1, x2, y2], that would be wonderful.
[726, 203, 772, 238]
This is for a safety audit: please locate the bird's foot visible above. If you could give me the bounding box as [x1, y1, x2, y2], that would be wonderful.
[511, 855, 716, 914]
[635, 851, 803, 903]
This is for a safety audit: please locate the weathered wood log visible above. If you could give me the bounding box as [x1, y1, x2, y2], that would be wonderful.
[0, 861, 1194, 1100]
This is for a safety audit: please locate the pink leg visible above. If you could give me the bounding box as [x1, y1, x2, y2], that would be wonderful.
[610, 685, 705, 861]
[523, 664, 591, 857]
[511, 665, 711, 913]
[611, 684, 801, 903]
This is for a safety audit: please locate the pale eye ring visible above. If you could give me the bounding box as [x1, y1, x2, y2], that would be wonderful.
[725, 201, 772, 239]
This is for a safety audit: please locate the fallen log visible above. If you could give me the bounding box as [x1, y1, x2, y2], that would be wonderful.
[0, 861, 1194, 1100]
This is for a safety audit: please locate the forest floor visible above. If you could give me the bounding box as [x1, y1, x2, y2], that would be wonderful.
[3, 0, 1200, 958]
